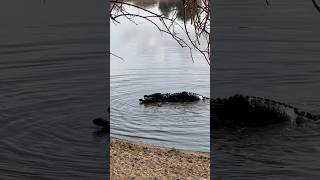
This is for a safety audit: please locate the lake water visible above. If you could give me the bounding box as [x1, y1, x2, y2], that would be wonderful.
[0, 1, 107, 179]
[213, 0, 320, 179]
[110, 0, 210, 152]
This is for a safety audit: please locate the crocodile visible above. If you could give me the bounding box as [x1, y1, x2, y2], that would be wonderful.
[139, 91, 210, 104]
[92, 107, 110, 133]
[140, 92, 319, 128]
[212, 94, 319, 128]
[93, 117, 110, 133]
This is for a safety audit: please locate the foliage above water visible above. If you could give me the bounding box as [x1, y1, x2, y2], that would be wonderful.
[110, 0, 210, 64]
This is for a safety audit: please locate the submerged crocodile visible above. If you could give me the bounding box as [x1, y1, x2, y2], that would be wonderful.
[212, 94, 320, 128]
[92, 107, 110, 133]
[92, 117, 110, 134]
[140, 92, 319, 128]
[139, 91, 210, 104]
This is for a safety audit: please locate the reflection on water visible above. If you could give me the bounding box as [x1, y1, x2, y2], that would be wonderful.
[125, 0, 158, 8]
[111, 0, 210, 152]
[213, 0, 320, 179]
[124, 0, 202, 21]
[0, 0, 107, 179]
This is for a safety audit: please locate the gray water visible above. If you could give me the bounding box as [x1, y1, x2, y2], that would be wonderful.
[213, 0, 320, 179]
[110, 0, 210, 152]
[0, 1, 107, 179]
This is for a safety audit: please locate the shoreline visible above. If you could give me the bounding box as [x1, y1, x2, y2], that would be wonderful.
[110, 137, 210, 179]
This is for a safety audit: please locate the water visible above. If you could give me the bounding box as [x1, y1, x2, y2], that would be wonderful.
[213, 0, 320, 179]
[110, 0, 210, 152]
[0, 1, 107, 179]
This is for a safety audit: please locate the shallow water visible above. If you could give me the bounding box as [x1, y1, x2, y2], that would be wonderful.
[110, 0, 210, 152]
[213, 0, 320, 179]
[0, 1, 107, 179]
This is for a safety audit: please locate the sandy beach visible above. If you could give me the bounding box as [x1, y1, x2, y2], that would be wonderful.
[110, 137, 210, 179]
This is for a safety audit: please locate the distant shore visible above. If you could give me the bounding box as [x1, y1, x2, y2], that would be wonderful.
[110, 137, 210, 179]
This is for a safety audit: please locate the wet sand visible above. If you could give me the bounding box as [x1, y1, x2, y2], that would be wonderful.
[110, 137, 210, 179]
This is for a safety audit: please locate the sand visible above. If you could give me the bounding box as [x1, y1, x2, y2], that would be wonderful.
[110, 137, 210, 179]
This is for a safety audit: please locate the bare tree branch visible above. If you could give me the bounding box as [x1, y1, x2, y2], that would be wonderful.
[110, 0, 210, 64]
[312, 0, 320, 13]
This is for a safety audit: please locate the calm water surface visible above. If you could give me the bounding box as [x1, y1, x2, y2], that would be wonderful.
[213, 0, 320, 179]
[0, 1, 107, 179]
[110, 0, 210, 152]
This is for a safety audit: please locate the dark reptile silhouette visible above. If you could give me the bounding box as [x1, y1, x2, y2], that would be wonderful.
[212, 94, 319, 128]
[140, 92, 319, 128]
[139, 91, 210, 104]
[92, 107, 110, 133]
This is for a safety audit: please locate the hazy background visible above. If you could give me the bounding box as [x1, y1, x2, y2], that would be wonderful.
[0, 0, 108, 179]
[213, 0, 320, 179]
